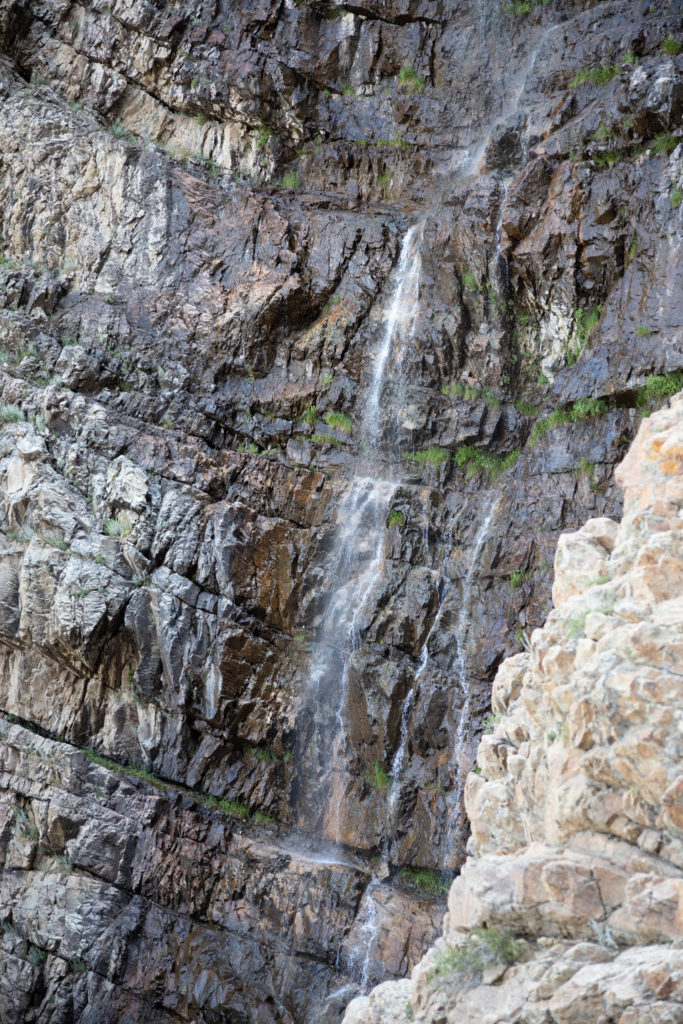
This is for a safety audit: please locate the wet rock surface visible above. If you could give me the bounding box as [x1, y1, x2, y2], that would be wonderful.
[343, 392, 683, 1022]
[0, 0, 681, 1020]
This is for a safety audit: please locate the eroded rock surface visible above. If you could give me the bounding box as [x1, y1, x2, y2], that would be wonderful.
[0, 0, 681, 1020]
[344, 394, 683, 1023]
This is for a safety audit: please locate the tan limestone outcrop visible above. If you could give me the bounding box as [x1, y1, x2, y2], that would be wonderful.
[344, 393, 683, 1023]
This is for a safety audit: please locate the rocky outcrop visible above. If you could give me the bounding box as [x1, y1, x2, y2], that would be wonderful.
[344, 393, 683, 1022]
[0, 0, 681, 1019]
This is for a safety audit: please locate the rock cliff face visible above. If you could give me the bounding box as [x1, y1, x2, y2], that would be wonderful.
[344, 390, 683, 1024]
[0, 0, 681, 1021]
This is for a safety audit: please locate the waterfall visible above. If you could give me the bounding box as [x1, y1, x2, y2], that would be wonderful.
[442, 496, 499, 866]
[300, 224, 424, 848]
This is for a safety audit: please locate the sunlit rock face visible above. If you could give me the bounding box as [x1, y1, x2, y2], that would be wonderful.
[0, 0, 681, 1020]
[344, 393, 683, 1022]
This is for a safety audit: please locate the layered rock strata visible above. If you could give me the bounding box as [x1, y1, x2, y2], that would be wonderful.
[0, 0, 681, 1019]
[344, 393, 683, 1023]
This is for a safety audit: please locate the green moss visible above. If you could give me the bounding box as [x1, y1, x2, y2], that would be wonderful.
[636, 326, 652, 337]
[388, 510, 405, 528]
[300, 404, 316, 424]
[672, 186, 682, 209]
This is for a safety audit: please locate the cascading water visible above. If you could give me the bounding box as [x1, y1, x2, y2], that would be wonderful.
[298, 224, 424, 839]
[295, 223, 424, 992]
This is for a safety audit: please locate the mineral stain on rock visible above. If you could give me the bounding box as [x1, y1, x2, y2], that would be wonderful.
[0, 0, 681, 1022]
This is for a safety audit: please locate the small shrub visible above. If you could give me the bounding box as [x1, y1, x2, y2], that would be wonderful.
[661, 35, 682, 55]
[388, 510, 405, 528]
[253, 811, 276, 825]
[453, 445, 521, 479]
[672, 186, 682, 209]
[569, 305, 601, 364]
[281, 171, 301, 190]
[217, 799, 250, 820]
[627, 231, 638, 264]
[70, 959, 88, 973]
[427, 926, 525, 983]
[404, 445, 451, 466]
[365, 761, 390, 791]
[398, 66, 426, 93]
[322, 295, 341, 314]
[636, 326, 652, 336]
[320, 371, 334, 386]
[636, 371, 683, 407]
[300, 404, 316, 424]
[570, 63, 620, 89]
[0, 403, 24, 423]
[103, 517, 132, 538]
[482, 711, 501, 734]
[310, 432, 341, 448]
[255, 125, 272, 149]
[28, 947, 48, 966]
[569, 397, 608, 421]
[513, 399, 537, 416]
[400, 867, 449, 896]
[324, 411, 353, 434]
[567, 610, 589, 638]
[509, 569, 527, 590]
[377, 171, 391, 198]
[651, 133, 678, 156]
[342, 83, 355, 96]
[461, 269, 481, 293]
[529, 409, 570, 447]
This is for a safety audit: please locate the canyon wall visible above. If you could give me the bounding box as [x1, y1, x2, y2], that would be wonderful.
[0, 0, 681, 1021]
[344, 388, 683, 1024]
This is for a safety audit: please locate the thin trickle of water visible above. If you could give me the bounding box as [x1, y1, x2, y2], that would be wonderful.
[442, 496, 498, 866]
[493, 177, 511, 296]
[362, 223, 424, 451]
[346, 877, 381, 993]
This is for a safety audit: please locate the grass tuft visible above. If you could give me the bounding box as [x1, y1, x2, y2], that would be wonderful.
[324, 411, 353, 434]
[570, 63, 619, 89]
[398, 66, 426, 93]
